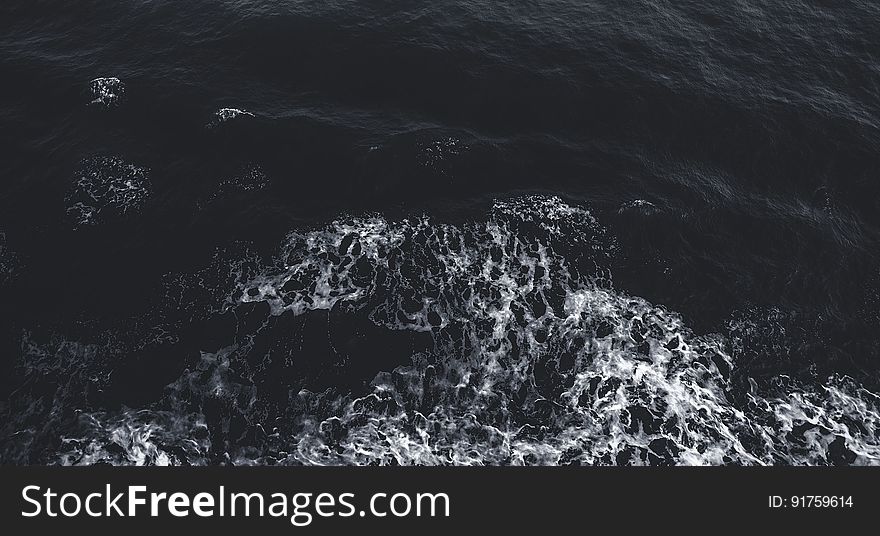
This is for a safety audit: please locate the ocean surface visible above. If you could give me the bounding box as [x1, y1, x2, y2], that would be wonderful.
[2, 0, 880, 465]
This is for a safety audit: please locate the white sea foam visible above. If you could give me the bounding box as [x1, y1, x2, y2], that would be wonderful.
[89, 77, 124, 107]
[208, 107, 255, 127]
[48, 196, 880, 466]
[65, 156, 152, 228]
[618, 199, 658, 214]
[59, 411, 209, 466]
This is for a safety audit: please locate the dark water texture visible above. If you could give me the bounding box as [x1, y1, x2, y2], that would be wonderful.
[1, 1, 880, 465]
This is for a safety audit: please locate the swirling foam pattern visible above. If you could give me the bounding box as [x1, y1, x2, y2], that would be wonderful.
[40, 196, 880, 465]
[65, 156, 152, 228]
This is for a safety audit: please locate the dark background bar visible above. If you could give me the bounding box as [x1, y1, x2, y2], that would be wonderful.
[0, 468, 875, 532]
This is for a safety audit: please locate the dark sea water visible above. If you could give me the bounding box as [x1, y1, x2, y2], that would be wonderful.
[2, 0, 880, 465]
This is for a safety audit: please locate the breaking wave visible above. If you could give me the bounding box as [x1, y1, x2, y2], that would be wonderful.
[8, 196, 880, 466]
